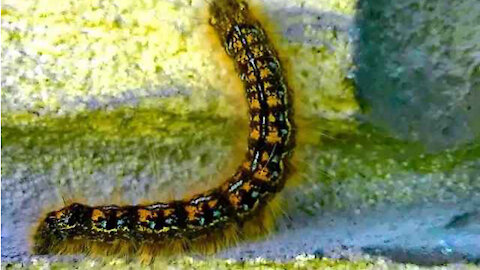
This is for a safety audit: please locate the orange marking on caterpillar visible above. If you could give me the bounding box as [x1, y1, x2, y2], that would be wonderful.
[253, 167, 270, 181]
[138, 209, 157, 222]
[241, 182, 252, 192]
[55, 210, 65, 219]
[229, 194, 240, 206]
[208, 199, 218, 208]
[91, 209, 105, 221]
[248, 72, 257, 82]
[185, 205, 200, 221]
[163, 208, 174, 216]
[250, 128, 260, 140]
[267, 95, 279, 107]
[32, 0, 295, 258]
[250, 99, 261, 109]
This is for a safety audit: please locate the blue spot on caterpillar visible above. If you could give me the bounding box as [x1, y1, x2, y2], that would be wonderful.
[32, 0, 295, 256]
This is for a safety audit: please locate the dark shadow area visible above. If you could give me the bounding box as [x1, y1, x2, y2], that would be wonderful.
[354, 0, 480, 151]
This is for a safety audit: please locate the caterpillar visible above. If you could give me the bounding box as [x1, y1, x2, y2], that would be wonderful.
[32, 0, 295, 257]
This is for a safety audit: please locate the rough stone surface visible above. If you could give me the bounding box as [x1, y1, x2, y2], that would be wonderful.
[354, 0, 480, 150]
[2, 0, 480, 268]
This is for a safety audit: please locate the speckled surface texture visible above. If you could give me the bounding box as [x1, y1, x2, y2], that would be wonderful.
[2, 0, 480, 269]
[354, 0, 480, 150]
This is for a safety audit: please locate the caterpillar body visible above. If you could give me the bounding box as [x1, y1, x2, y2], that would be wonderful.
[33, 0, 295, 256]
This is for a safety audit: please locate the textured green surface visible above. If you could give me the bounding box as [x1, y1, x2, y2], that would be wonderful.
[4, 256, 479, 270]
[2, 0, 480, 268]
[3, 106, 479, 211]
[293, 123, 480, 214]
[1, 0, 358, 119]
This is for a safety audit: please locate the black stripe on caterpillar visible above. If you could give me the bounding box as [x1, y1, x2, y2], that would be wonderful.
[32, 0, 295, 256]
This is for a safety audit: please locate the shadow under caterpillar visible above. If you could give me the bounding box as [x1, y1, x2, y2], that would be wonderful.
[33, 0, 295, 257]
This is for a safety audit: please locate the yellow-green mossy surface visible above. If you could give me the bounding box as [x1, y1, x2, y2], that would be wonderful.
[4, 0, 479, 268]
[1, 0, 358, 120]
[5, 256, 480, 270]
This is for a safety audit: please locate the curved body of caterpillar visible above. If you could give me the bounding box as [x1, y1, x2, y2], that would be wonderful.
[33, 0, 294, 255]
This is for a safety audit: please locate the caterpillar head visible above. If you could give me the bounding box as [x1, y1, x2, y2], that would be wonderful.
[32, 203, 90, 254]
[208, 0, 250, 39]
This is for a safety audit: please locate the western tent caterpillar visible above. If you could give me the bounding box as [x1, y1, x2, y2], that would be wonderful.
[33, 0, 295, 256]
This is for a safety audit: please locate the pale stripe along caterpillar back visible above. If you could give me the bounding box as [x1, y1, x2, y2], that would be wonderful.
[33, 0, 295, 255]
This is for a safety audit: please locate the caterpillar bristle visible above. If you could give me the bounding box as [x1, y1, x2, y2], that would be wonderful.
[32, 0, 296, 261]
[32, 203, 279, 260]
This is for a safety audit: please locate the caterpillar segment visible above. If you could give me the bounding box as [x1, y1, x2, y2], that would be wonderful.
[33, 0, 294, 256]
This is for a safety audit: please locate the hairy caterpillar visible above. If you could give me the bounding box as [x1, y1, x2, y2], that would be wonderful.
[32, 0, 295, 257]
